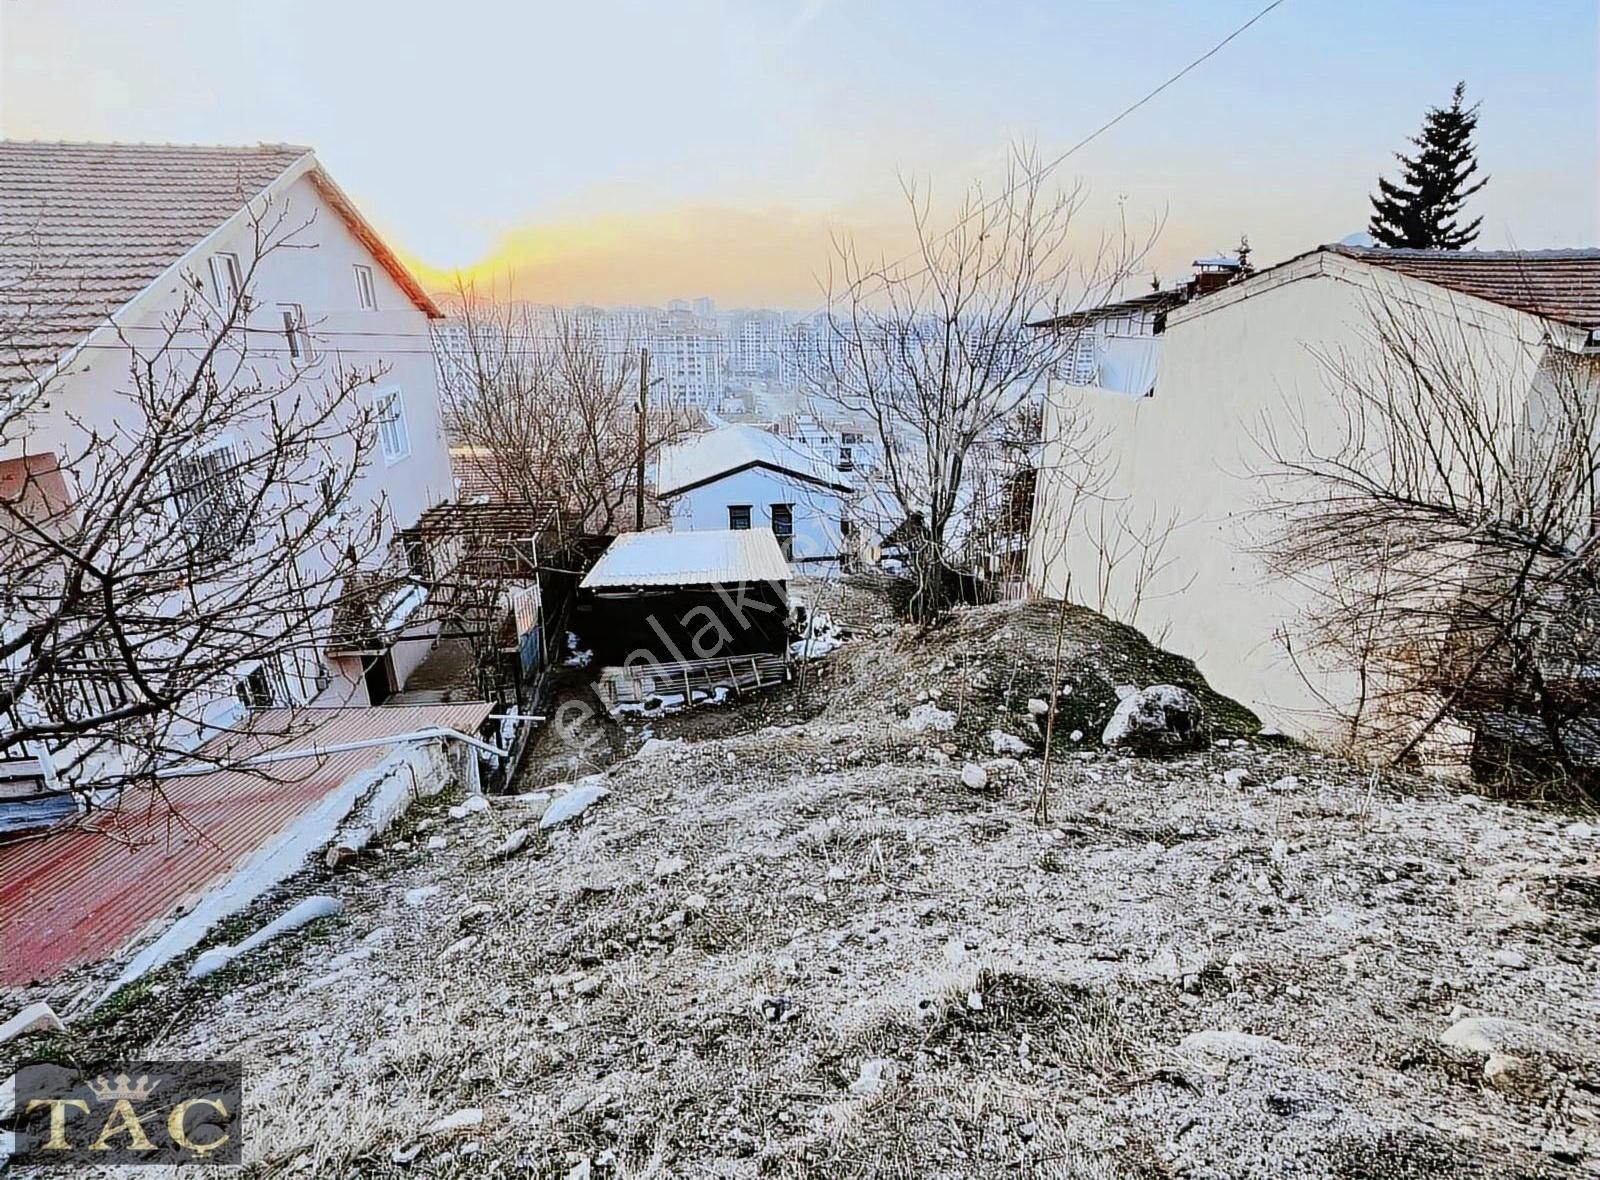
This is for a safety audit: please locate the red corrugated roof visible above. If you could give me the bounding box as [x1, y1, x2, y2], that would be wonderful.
[0, 704, 489, 986]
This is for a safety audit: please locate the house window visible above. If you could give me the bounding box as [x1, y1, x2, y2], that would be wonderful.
[770, 503, 794, 559]
[374, 389, 410, 465]
[353, 264, 378, 310]
[728, 504, 752, 530]
[398, 529, 432, 580]
[209, 253, 244, 307]
[278, 303, 313, 362]
[37, 634, 128, 724]
[169, 439, 249, 560]
[235, 660, 288, 710]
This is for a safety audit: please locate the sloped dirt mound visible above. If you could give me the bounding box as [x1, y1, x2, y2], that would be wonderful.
[823, 600, 1260, 759]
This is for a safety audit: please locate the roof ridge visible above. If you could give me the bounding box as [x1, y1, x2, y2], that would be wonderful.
[0, 138, 313, 154]
[1330, 244, 1600, 260]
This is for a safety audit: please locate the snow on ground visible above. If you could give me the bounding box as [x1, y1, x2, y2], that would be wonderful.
[5, 602, 1599, 1178]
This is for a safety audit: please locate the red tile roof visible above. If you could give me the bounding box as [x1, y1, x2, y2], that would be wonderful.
[0, 704, 489, 986]
[1330, 246, 1600, 331]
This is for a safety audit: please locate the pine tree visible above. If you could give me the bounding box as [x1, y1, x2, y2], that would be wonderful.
[1368, 82, 1488, 250]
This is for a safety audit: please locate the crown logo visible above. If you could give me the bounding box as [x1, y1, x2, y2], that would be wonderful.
[86, 1073, 161, 1103]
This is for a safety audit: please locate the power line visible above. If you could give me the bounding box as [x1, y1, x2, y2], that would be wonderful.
[869, 0, 1291, 283]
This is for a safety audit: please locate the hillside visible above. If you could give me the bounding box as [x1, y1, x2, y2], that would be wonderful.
[5, 601, 1599, 1177]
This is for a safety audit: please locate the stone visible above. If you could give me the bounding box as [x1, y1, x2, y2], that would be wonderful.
[1101, 685, 1207, 755]
[1028, 698, 1050, 716]
[1564, 821, 1595, 840]
[1493, 948, 1528, 970]
[1223, 767, 1250, 789]
[405, 886, 443, 908]
[903, 703, 957, 733]
[960, 763, 989, 791]
[848, 1057, 899, 1097]
[1440, 1016, 1572, 1058]
[0, 1001, 63, 1044]
[447, 795, 491, 820]
[1180, 1029, 1291, 1066]
[423, 1108, 483, 1136]
[540, 781, 610, 829]
[989, 730, 1029, 756]
[490, 828, 531, 860]
[573, 975, 603, 997]
[1268, 775, 1300, 793]
[1483, 1052, 1530, 1091]
[426, 836, 448, 851]
[1152, 945, 1206, 989]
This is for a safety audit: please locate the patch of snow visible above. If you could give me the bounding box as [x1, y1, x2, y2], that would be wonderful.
[638, 738, 687, 758]
[0, 1001, 63, 1045]
[99, 743, 445, 1005]
[187, 895, 343, 980]
[540, 780, 610, 829]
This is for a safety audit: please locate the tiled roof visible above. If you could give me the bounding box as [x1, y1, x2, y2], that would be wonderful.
[0, 141, 312, 386]
[0, 703, 490, 985]
[581, 527, 792, 589]
[1330, 246, 1600, 331]
[0, 140, 442, 390]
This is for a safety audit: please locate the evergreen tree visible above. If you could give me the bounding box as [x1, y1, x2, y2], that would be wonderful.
[1368, 82, 1488, 250]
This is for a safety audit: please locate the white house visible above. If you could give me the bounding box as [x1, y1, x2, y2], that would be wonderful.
[0, 141, 456, 737]
[1028, 244, 1600, 744]
[655, 425, 853, 564]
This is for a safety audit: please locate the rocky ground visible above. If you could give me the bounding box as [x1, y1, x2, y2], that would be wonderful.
[6, 598, 1600, 1178]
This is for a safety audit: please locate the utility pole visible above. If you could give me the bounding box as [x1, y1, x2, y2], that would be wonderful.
[635, 347, 649, 531]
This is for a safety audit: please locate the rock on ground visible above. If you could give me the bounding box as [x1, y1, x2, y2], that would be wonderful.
[1102, 684, 1208, 754]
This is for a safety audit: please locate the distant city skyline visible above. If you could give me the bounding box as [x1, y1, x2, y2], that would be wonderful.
[3, 0, 1595, 308]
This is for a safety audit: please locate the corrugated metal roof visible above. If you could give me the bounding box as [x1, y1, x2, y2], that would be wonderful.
[0, 703, 489, 986]
[581, 528, 792, 589]
[656, 426, 850, 497]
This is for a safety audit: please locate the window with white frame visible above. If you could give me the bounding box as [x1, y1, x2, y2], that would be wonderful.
[278, 302, 313, 362]
[169, 438, 249, 560]
[353, 264, 378, 310]
[374, 389, 410, 464]
[209, 252, 244, 307]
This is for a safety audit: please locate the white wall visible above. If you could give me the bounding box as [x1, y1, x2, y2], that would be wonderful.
[1029, 254, 1559, 744]
[666, 466, 846, 563]
[15, 171, 453, 716]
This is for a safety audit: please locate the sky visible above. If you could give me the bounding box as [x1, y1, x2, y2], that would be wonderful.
[1, 0, 1595, 309]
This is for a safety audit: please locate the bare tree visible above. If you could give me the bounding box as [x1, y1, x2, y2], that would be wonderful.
[815, 148, 1153, 621]
[1260, 293, 1600, 793]
[0, 206, 388, 800]
[437, 283, 691, 533]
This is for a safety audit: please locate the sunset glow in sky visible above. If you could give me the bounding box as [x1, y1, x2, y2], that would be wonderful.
[2, 0, 1595, 308]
